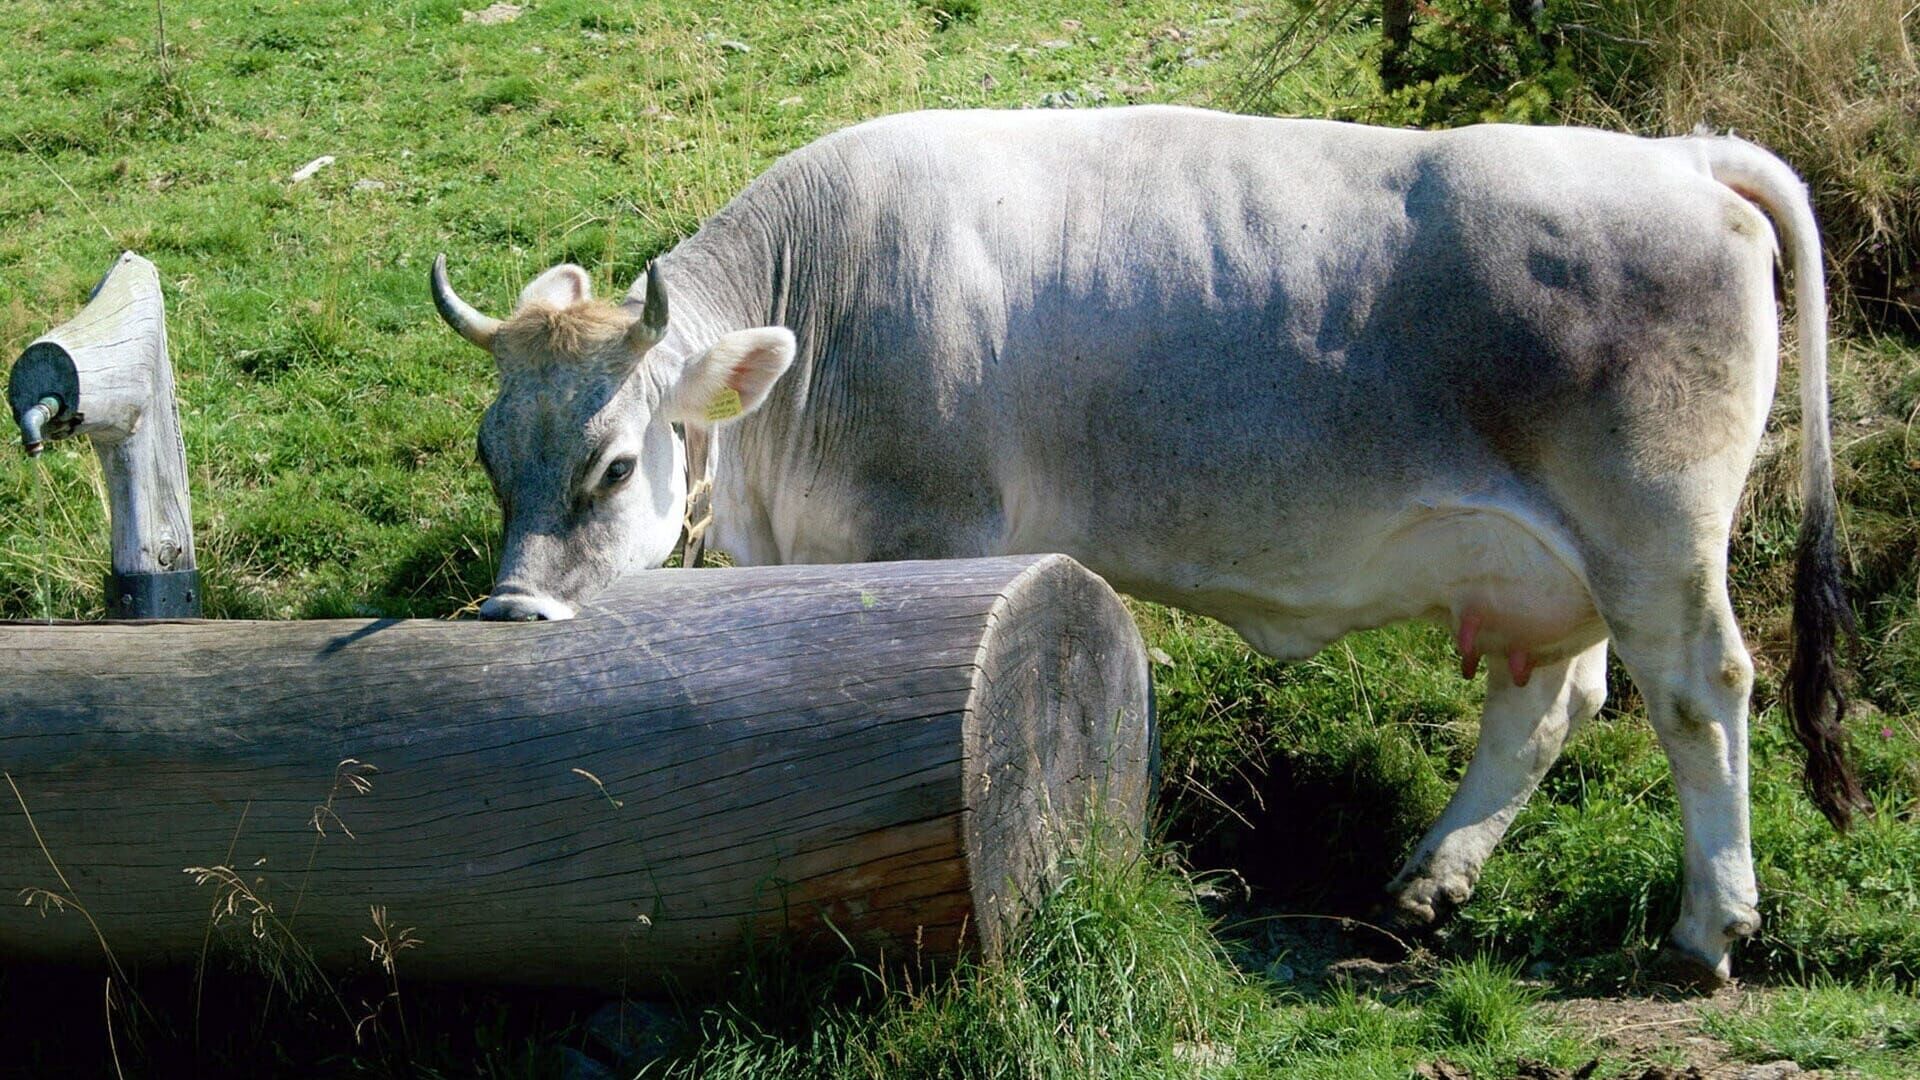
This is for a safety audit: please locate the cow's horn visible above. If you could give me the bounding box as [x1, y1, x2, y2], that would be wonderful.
[625, 263, 669, 334]
[431, 254, 501, 351]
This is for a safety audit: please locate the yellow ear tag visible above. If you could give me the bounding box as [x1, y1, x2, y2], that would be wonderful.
[704, 387, 743, 423]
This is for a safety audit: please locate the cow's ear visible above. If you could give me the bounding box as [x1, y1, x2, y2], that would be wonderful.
[516, 264, 592, 311]
[661, 328, 796, 427]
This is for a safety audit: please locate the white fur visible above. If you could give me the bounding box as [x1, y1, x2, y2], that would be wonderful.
[474, 110, 1832, 982]
[1390, 642, 1610, 920]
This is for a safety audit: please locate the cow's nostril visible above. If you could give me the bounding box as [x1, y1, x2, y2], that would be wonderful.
[479, 591, 576, 622]
[480, 608, 545, 622]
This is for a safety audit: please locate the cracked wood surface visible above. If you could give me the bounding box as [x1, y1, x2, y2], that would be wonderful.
[9, 252, 197, 606]
[0, 555, 1152, 988]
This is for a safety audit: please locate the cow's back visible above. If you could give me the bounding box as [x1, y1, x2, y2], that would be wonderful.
[711, 108, 1780, 627]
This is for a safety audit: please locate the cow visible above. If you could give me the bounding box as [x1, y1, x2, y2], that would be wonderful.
[430, 106, 1864, 984]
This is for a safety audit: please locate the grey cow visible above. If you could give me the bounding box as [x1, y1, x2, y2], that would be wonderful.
[431, 106, 1861, 983]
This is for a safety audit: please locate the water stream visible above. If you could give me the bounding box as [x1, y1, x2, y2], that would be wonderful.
[29, 456, 57, 624]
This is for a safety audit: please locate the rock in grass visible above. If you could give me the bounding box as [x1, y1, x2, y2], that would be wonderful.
[462, 2, 522, 25]
[557, 1047, 616, 1080]
[1171, 1042, 1236, 1068]
[584, 1000, 680, 1069]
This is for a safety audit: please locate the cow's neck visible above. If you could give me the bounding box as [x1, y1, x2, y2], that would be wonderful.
[651, 204, 802, 567]
[654, 186, 785, 340]
[675, 422, 715, 569]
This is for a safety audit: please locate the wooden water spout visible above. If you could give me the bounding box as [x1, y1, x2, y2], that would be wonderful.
[8, 251, 199, 616]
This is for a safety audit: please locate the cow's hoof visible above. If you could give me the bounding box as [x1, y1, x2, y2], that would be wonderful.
[1652, 940, 1732, 992]
[1388, 872, 1472, 929]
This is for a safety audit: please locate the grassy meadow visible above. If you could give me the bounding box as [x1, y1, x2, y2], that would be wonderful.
[1, 0, 1918, 1076]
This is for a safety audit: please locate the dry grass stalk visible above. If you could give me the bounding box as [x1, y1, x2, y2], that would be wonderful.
[1568, 0, 1920, 325]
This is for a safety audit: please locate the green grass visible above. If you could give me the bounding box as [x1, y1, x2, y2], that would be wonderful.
[1703, 977, 1920, 1078]
[623, 838, 1600, 1080]
[0, 0, 1240, 619]
[2, 0, 1919, 1076]
[658, 839, 1262, 1079]
[1422, 956, 1541, 1049]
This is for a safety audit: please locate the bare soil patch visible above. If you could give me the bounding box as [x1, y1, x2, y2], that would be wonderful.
[1228, 908, 1828, 1079]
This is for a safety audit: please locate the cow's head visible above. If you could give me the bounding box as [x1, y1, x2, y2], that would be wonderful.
[432, 256, 794, 620]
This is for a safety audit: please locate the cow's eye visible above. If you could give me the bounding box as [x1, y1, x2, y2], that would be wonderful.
[602, 457, 635, 487]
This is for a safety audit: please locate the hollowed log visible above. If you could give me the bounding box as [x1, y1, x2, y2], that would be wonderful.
[0, 555, 1153, 988]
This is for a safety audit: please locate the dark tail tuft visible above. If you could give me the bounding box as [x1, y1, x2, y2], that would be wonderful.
[1706, 134, 1866, 831]
[1785, 493, 1867, 830]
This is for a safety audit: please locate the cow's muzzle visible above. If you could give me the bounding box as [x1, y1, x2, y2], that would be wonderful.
[478, 589, 577, 622]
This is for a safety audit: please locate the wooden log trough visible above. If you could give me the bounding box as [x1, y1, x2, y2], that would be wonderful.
[0, 555, 1155, 989]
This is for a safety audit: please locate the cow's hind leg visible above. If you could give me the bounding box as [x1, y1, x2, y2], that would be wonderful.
[1388, 640, 1608, 923]
[1600, 573, 1759, 985]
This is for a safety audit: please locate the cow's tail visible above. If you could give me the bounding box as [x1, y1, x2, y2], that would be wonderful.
[1701, 135, 1868, 830]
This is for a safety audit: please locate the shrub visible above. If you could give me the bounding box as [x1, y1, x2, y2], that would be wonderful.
[1565, 0, 1920, 332]
[1241, 0, 1920, 331]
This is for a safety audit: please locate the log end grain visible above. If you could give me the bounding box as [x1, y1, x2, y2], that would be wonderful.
[961, 554, 1156, 958]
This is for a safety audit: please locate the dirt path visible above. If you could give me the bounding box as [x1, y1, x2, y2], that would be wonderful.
[1544, 989, 1814, 1080]
[1227, 912, 1826, 1080]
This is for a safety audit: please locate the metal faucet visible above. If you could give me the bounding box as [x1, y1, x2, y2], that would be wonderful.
[18, 396, 62, 457]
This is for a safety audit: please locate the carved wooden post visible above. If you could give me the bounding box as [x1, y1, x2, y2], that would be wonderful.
[8, 252, 199, 617]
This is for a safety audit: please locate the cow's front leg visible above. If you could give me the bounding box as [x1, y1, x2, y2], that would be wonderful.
[1388, 640, 1609, 923]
